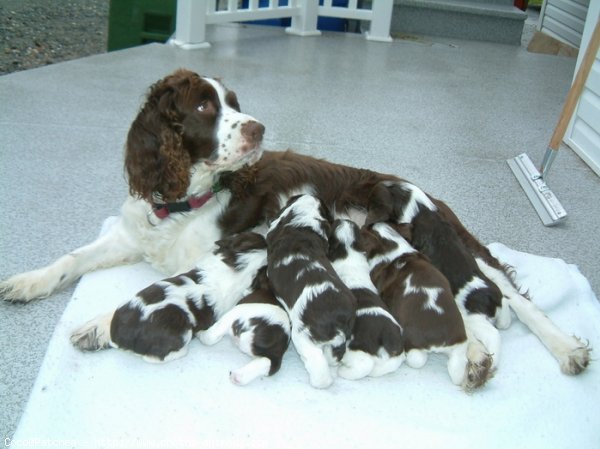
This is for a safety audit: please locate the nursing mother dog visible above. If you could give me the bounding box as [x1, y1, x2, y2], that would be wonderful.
[0, 68, 590, 383]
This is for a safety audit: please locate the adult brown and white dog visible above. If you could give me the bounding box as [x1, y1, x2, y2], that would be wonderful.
[0, 68, 590, 377]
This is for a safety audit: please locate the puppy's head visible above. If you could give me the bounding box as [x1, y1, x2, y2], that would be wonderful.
[328, 219, 362, 262]
[360, 222, 414, 263]
[267, 194, 332, 243]
[125, 69, 265, 202]
[214, 231, 267, 270]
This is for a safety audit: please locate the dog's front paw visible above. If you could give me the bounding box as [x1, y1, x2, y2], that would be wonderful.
[1, 269, 59, 302]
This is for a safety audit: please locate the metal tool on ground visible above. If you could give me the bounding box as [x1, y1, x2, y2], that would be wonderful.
[508, 18, 600, 226]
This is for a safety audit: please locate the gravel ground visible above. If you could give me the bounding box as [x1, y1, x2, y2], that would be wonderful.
[0, 0, 109, 75]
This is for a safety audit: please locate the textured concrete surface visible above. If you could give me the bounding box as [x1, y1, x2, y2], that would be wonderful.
[1, 23, 598, 438]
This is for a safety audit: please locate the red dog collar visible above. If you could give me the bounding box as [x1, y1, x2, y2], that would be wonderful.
[152, 191, 214, 219]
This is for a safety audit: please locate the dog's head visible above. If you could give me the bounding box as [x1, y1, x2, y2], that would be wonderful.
[125, 69, 265, 202]
[360, 222, 414, 266]
[214, 232, 267, 271]
[328, 219, 363, 263]
[267, 194, 332, 244]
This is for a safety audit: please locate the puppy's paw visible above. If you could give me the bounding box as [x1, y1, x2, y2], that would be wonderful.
[197, 330, 221, 346]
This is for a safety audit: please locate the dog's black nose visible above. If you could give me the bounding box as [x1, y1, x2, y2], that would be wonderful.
[241, 120, 265, 145]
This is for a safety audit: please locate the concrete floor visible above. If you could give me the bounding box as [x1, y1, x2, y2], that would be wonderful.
[1, 22, 599, 438]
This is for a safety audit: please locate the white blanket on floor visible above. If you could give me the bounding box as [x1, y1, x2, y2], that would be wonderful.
[13, 219, 600, 449]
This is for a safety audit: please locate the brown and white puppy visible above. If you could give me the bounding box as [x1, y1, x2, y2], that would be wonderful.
[362, 222, 479, 390]
[328, 219, 404, 380]
[71, 232, 268, 363]
[198, 267, 291, 385]
[266, 195, 357, 389]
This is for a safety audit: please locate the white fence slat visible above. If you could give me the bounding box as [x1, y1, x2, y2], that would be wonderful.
[173, 0, 393, 47]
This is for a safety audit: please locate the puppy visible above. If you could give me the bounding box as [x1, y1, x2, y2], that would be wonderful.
[198, 267, 291, 385]
[70, 232, 268, 362]
[366, 180, 508, 324]
[361, 222, 474, 389]
[266, 195, 356, 389]
[328, 219, 405, 380]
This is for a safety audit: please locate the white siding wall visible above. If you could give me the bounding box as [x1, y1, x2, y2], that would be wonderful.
[539, 0, 589, 47]
[565, 1, 600, 176]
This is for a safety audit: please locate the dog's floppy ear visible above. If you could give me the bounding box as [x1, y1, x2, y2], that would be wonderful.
[125, 75, 192, 202]
[317, 197, 334, 224]
[365, 182, 395, 226]
[359, 225, 378, 256]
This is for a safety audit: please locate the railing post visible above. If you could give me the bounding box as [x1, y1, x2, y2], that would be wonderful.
[286, 0, 321, 37]
[171, 0, 211, 49]
[366, 0, 393, 42]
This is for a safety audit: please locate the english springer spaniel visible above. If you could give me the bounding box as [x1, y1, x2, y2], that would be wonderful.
[328, 219, 405, 380]
[71, 232, 268, 362]
[198, 267, 291, 385]
[361, 222, 478, 390]
[1, 68, 589, 377]
[266, 195, 357, 388]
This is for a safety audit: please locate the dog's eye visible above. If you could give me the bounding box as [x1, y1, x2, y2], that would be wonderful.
[197, 102, 209, 112]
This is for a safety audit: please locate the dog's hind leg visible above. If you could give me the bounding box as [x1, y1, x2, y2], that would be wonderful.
[292, 329, 334, 389]
[445, 341, 469, 387]
[338, 350, 376, 380]
[197, 307, 240, 346]
[461, 313, 496, 390]
[230, 357, 272, 385]
[1, 218, 143, 302]
[478, 259, 591, 375]
[70, 312, 115, 351]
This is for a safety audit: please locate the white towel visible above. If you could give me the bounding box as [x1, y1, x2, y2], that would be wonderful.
[12, 220, 600, 449]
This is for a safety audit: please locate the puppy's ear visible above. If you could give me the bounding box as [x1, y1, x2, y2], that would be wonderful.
[318, 198, 334, 224]
[365, 183, 394, 226]
[320, 219, 332, 247]
[359, 226, 378, 255]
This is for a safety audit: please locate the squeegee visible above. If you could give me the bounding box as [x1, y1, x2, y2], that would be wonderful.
[508, 19, 600, 226]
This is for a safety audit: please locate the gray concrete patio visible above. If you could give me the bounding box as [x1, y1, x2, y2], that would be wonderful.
[1, 23, 599, 437]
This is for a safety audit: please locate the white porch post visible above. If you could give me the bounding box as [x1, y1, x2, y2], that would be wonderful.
[366, 0, 393, 42]
[171, 0, 211, 50]
[286, 0, 321, 37]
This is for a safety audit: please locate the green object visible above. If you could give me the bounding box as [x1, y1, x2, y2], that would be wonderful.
[107, 0, 177, 51]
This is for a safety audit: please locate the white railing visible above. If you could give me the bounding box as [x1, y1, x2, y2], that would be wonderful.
[170, 0, 394, 49]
